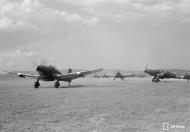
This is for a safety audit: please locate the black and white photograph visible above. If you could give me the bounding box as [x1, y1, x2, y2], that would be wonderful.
[0, 0, 190, 131]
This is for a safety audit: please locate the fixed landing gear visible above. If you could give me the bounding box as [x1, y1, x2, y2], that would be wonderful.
[152, 75, 160, 82]
[34, 78, 40, 88]
[54, 80, 60, 88]
[68, 81, 71, 87]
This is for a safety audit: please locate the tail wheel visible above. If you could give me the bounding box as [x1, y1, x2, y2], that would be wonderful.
[34, 82, 40, 88]
[54, 81, 60, 88]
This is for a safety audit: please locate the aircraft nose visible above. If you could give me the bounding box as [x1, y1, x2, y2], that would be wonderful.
[36, 66, 40, 71]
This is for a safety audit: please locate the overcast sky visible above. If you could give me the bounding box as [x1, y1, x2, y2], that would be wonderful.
[0, 0, 189, 72]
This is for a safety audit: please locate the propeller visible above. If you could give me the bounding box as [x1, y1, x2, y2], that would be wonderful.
[32, 58, 50, 69]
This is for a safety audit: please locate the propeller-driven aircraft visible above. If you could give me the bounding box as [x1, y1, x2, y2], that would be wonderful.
[92, 73, 102, 78]
[97, 73, 113, 78]
[183, 74, 190, 81]
[92, 71, 143, 80]
[92, 72, 133, 80]
[144, 68, 190, 82]
[114, 72, 134, 80]
[8, 65, 103, 88]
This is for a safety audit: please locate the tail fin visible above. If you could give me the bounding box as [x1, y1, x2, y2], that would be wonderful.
[68, 68, 72, 73]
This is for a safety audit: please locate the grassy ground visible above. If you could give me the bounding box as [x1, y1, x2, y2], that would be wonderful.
[0, 78, 190, 132]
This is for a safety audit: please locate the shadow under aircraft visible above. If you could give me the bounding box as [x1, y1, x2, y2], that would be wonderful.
[8, 65, 103, 88]
[144, 67, 190, 82]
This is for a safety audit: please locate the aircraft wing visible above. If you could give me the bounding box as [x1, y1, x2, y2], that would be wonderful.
[8, 71, 39, 79]
[123, 74, 135, 78]
[78, 68, 103, 76]
[104, 75, 115, 77]
[58, 68, 103, 81]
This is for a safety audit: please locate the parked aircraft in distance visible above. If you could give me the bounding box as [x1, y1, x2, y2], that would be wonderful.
[92, 71, 145, 80]
[92, 73, 111, 78]
[183, 74, 190, 81]
[114, 72, 134, 80]
[8, 65, 103, 88]
[144, 68, 190, 82]
[97, 73, 113, 78]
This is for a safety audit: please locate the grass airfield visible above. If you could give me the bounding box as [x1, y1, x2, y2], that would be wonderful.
[0, 77, 190, 132]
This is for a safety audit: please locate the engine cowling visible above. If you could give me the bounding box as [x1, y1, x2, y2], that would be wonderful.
[76, 72, 85, 77]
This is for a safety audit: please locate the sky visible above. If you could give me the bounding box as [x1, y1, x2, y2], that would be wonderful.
[0, 0, 190, 72]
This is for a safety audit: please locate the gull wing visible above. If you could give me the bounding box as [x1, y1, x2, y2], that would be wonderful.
[123, 74, 135, 78]
[58, 68, 103, 81]
[8, 71, 39, 79]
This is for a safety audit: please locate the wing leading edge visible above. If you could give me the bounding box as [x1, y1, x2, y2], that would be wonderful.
[57, 68, 103, 81]
[8, 72, 39, 79]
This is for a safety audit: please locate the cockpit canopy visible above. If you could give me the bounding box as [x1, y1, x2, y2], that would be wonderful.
[49, 65, 58, 71]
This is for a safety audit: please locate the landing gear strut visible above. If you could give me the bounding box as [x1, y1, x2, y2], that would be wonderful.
[34, 78, 40, 88]
[152, 75, 160, 82]
[54, 80, 60, 88]
[68, 81, 71, 87]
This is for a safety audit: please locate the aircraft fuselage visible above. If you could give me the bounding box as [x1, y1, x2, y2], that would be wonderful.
[36, 65, 61, 81]
[144, 69, 178, 82]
